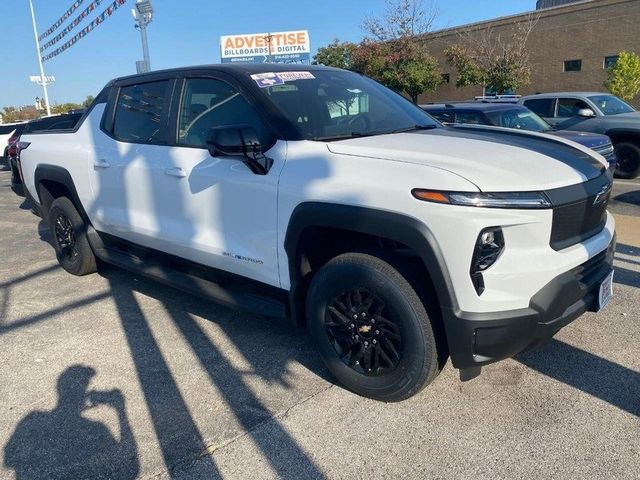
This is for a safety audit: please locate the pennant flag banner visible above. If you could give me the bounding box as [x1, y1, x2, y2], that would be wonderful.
[41, 0, 108, 52]
[39, 0, 85, 41]
[42, 0, 128, 62]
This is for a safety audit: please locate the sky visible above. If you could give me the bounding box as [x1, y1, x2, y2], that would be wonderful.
[0, 0, 536, 108]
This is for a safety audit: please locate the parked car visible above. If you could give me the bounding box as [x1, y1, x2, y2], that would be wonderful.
[519, 92, 640, 178]
[7, 113, 84, 194]
[1, 123, 26, 163]
[19, 65, 615, 401]
[422, 103, 617, 170]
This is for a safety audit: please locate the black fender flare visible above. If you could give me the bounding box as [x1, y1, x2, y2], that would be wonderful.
[33, 164, 90, 222]
[284, 202, 458, 324]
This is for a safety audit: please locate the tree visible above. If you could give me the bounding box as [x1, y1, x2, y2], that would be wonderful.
[444, 14, 538, 94]
[82, 95, 95, 108]
[313, 40, 358, 69]
[362, 0, 438, 41]
[353, 40, 442, 103]
[356, 0, 442, 103]
[50, 102, 84, 115]
[605, 51, 640, 102]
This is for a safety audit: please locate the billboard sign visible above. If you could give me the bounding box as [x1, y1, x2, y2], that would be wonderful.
[220, 30, 310, 64]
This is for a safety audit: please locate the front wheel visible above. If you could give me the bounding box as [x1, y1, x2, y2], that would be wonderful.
[306, 252, 442, 402]
[47, 197, 97, 276]
[614, 142, 640, 179]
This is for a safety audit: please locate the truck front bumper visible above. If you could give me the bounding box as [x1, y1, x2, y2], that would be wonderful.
[445, 236, 616, 369]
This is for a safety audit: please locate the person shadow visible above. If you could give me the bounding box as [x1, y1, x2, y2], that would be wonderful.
[4, 365, 139, 480]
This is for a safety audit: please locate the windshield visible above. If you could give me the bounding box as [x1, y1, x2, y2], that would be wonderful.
[485, 108, 552, 133]
[252, 70, 440, 141]
[588, 95, 635, 115]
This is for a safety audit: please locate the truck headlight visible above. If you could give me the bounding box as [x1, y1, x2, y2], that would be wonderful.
[412, 189, 551, 209]
[470, 227, 504, 295]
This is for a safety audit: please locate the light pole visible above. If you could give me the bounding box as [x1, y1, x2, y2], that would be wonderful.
[28, 0, 51, 116]
[132, 0, 153, 73]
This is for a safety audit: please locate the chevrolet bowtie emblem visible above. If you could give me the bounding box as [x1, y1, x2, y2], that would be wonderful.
[358, 325, 372, 334]
[593, 184, 611, 206]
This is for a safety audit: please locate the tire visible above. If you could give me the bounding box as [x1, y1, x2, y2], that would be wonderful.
[306, 252, 441, 402]
[614, 142, 640, 179]
[48, 197, 97, 276]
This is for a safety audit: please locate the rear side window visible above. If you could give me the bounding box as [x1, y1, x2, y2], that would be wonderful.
[427, 111, 454, 124]
[0, 125, 16, 135]
[455, 111, 487, 125]
[523, 98, 555, 117]
[113, 80, 169, 144]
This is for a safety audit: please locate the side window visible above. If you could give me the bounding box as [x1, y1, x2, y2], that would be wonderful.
[557, 98, 590, 117]
[523, 98, 555, 117]
[178, 78, 271, 148]
[455, 111, 487, 125]
[113, 80, 169, 144]
[428, 111, 454, 124]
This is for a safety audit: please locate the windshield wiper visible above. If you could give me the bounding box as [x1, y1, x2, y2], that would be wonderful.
[313, 132, 374, 142]
[390, 124, 438, 134]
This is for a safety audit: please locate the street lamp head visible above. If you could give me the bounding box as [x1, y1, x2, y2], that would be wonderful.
[135, 0, 153, 16]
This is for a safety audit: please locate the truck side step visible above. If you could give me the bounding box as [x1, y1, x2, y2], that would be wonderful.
[87, 228, 288, 319]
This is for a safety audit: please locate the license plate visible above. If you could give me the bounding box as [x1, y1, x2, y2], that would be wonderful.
[597, 271, 614, 311]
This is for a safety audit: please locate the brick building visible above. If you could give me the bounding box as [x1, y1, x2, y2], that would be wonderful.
[418, 0, 640, 104]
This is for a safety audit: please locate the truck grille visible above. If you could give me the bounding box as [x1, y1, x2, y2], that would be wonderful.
[547, 174, 612, 251]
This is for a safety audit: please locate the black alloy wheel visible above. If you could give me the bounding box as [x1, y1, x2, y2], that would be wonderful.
[325, 288, 402, 376]
[54, 213, 79, 261]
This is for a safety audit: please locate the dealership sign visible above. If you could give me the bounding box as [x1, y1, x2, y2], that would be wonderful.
[220, 30, 310, 64]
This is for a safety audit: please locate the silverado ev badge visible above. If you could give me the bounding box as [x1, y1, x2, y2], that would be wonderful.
[593, 184, 612, 206]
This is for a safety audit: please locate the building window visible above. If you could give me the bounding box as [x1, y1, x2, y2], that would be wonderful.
[441, 73, 450, 84]
[563, 59, 582, 72]
[604, 55, 619, 69]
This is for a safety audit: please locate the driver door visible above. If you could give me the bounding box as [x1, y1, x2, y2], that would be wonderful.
[154, 77, 285, 288]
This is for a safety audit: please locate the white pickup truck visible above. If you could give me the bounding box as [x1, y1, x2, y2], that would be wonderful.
[20, 65, 615, 401]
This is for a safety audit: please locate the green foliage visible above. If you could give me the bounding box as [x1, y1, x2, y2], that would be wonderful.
[605, 51, 640, 102]
[51, 102, 84, 115]
[1, 106, 39, 123]
[313, 40, 358, 70]
[82, 95, 95, 108]
[353, 40, 442, 103]
[444, 17, 536, 94]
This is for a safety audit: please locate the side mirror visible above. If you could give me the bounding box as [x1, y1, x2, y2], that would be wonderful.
[207, 124, 261, 157]
[577, 108, 596, 118]
[207, 125, 272, 175]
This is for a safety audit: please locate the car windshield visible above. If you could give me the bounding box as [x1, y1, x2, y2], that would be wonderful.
[252, 70, 440, 141]
[588, 94, 635, 115]
[485, 108, 552, 133]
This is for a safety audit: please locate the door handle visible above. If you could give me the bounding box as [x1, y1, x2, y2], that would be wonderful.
[94, 159, 110, 168]
[164, 167, 187, 178]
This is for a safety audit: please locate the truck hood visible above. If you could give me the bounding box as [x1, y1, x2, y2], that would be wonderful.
[326, 125, 606, 191]
[549, 129, 611, 149]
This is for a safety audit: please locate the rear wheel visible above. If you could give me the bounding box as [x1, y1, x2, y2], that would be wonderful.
[614, 142, 640, 179]
[48, 197, 97, 276]
[306, 252, 442, 401]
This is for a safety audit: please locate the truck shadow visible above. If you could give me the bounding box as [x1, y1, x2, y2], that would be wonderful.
[516, 338, 640, 417]
[101, 263, 328, 478]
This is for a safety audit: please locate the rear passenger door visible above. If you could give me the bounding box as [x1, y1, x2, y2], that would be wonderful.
[88, 78, 174, 243]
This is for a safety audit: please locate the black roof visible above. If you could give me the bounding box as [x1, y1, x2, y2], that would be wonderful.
[422, 102, 526, 112]
[111, 63, 340, 84]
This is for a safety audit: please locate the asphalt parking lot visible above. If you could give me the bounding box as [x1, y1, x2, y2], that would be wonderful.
[0, 168, 638, 480]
